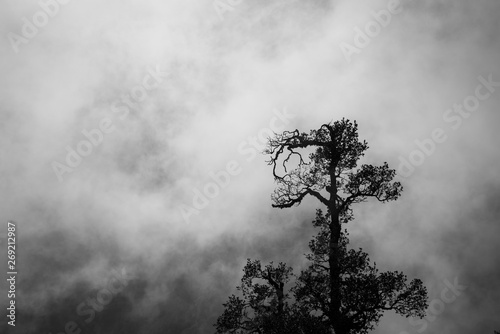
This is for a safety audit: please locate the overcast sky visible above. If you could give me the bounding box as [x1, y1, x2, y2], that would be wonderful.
[1, 0, 499, 333]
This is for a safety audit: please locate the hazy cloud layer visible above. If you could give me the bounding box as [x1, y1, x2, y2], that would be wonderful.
[1, 0, 499, 333]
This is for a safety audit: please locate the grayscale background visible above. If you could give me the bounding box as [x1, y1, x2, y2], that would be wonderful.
[1, 0, 499, 333]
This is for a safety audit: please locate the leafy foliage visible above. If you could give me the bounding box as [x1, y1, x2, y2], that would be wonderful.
[294, 210, 428, 334]
[214, 260, 331, 334]
[215, 213, 427, 334]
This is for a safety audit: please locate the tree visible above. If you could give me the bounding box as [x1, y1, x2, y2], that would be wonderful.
[265, 119, 426, 333]
[215, 119, 428, 334]
[214, 259, 332, 334]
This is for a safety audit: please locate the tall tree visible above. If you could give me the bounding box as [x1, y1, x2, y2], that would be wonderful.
[265, 119, 425, 333]
[215, 119, 428, 334]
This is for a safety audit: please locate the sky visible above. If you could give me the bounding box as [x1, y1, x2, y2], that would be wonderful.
[0, 0, 499, 333]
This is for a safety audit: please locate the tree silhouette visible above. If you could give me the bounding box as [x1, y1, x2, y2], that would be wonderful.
[215, 119, 428, 334]
[265, 119, 426, 333]
[214, 211, 427, 333]
[214, 259, 331, 334]
[293, 210, 427, 334]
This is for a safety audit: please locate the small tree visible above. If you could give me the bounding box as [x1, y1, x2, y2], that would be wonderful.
[214, 259, 331, 334]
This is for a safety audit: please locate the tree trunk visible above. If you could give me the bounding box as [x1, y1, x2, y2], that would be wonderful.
[329, 205, 344, 334]
[329, 157, 345, 333]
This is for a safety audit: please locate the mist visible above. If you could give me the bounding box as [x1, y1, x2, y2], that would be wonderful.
[1, 0, 499, 333]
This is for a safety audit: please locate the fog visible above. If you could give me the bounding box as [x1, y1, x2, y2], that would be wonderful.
[1, 0, 499, 333]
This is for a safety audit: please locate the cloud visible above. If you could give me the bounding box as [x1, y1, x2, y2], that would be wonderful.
[0, 0, 499, 333]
